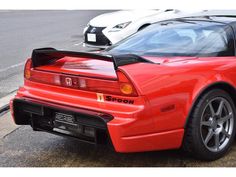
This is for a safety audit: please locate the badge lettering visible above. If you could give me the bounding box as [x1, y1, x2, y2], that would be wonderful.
[105, 96, 134, 104]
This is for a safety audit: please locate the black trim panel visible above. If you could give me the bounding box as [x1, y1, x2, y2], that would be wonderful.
[12, 98, 114, 145]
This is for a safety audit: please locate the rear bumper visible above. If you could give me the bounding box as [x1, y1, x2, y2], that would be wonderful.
[12, 98, 113, 145]
[10, 83, 184, 152]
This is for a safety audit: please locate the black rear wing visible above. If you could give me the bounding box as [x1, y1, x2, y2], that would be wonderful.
[31, 48, 153, 70]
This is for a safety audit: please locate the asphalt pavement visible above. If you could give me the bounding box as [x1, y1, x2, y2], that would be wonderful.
[1, 112, 236, 167]
[0, 10, 110, 98]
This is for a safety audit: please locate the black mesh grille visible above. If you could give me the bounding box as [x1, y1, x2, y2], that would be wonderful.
[84, 25, 111, 46]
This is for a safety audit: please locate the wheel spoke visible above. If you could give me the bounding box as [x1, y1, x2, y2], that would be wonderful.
[200, 96, 234, 152]
[204, 129, 214, 145]
[209, 102, 215, 117]
[217, 113, 233, 124]
[201, 120, 212, 127]
[216, 100, 224, 116]
[221, 128, 230, 138]
[214, 134, 220, 151]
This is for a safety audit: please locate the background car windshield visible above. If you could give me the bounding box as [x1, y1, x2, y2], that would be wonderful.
[108, 20, 234, 57]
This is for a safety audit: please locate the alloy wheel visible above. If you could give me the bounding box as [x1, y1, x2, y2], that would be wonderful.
[200, 97, 234, 152]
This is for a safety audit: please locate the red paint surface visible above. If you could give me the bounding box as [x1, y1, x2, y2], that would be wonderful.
[11, 55, 236, 152]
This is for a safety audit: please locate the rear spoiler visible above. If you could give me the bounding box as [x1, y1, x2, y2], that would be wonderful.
[31, 48, 153, 70]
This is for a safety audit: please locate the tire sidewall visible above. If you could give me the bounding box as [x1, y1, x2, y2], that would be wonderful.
[191, 89, 236, 160]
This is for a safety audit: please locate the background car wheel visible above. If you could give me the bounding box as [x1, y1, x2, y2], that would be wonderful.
[183, 89, 236, 161]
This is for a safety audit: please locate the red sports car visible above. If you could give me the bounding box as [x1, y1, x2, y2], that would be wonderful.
[11, 15, 236, 160]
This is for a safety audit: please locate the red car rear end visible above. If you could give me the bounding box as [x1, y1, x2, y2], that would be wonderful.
[11, 48, 182, 152]
[11, 16, 236, 160]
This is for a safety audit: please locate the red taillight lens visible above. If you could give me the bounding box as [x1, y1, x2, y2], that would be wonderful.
[24, 59, 32, 79]
[27, 66, 138, 96]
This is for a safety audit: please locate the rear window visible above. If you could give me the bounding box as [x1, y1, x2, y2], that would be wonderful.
[108, 20, 235, 57]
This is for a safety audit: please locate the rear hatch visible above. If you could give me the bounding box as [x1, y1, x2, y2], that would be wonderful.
[24, 48, 153, 97]
[35, 56, 117, 80]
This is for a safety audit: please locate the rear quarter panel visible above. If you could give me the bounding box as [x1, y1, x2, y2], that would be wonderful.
[119, 57, 236, 133]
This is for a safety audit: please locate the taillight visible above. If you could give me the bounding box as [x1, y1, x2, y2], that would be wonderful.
[26, 66, 138, 96]
[24, 59, 32, 79]
[116, 70, 137, 96]
[120, 83, 133, 95]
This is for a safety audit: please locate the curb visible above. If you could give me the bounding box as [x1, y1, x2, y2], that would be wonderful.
[0, 104, 10, 117]
[0, 91, 17, 114]
[0, 111, 20, 139]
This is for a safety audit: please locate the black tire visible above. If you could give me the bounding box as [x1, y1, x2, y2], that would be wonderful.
[183, 89, 236, 161]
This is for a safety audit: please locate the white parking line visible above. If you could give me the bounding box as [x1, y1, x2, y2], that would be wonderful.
[0, 62, 25, 73]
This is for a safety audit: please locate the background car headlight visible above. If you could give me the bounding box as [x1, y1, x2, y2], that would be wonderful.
[109, 21, 132, 32]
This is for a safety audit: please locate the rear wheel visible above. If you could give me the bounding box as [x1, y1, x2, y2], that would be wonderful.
[183, 89, 236, 160]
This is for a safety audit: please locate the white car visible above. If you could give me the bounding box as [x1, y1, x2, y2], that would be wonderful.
[83, 9, 185, 48]
[189, 9, 236, 17]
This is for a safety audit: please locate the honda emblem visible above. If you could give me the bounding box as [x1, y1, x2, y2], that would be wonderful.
[65, 77, 72, 86]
